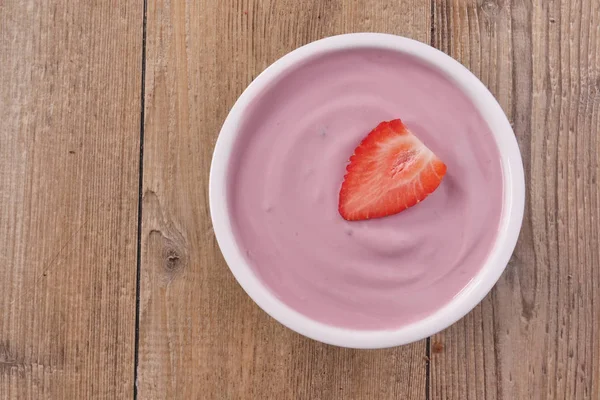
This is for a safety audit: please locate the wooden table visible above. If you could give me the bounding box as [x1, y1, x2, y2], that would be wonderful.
[2, 0, 599, 398]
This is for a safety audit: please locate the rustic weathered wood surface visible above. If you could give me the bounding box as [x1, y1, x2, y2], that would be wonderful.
[430, 1, 600, 399]
[137, 1, 430, 399]
[2, 0, 599, 399]
[0, 1, 143, 399]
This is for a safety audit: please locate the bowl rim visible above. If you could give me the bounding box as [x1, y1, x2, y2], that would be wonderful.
[209, 33, 525, 349]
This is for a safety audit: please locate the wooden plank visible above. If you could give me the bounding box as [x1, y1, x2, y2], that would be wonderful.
[138, 0, 430, 398]
[430, 0, 600, 399]
[0, 1, 142, 399]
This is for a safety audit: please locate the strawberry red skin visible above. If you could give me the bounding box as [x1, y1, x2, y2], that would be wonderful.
[339, 119, 447, 221]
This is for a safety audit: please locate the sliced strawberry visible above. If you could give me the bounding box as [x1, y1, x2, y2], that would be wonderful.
[339, 119, 447, 221]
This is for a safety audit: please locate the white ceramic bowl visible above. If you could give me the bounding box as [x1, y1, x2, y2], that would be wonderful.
[209, 33, 525, 348]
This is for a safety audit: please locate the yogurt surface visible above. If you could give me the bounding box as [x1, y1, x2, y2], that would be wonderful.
[227, 48, 503, 330]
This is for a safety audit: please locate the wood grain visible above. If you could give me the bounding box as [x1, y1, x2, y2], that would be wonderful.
[4, 0, 597, 398]
[0, 1, 142, 399]
[138, 0, 430, 398]
[430, 0, 600, 399]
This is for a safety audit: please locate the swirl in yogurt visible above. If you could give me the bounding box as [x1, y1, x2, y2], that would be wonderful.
[228, 49, 503, 330]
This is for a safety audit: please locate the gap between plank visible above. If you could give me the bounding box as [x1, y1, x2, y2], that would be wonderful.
[426, 2, 435, 399]
[426, 337, 431, 400]
[134, 0, 148, 398]
[430, 0, 436, 48]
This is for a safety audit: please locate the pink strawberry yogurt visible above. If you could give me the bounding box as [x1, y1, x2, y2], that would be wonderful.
[227, 48, 504, 330]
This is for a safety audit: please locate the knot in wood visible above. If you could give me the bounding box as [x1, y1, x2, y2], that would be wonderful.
[480, 0, 500, 17]
[164, 248, 182, 273]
